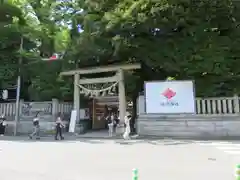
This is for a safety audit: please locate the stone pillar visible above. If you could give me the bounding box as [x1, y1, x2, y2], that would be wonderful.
[118, 69, 126, 134]
[73, 73, 80, 130]
[19, 99, 24, 116]
[52, 98, 59, 118]
[234, 94, 239, 114]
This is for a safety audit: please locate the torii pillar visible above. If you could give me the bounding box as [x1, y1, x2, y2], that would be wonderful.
[118, 69, 126, 131]
[74, 73, 80, 121]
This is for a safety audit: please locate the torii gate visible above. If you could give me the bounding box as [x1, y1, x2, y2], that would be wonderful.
[60, 63, 141, 133]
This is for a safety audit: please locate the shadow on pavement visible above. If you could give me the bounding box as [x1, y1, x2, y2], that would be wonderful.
[0, 135, 234, 146]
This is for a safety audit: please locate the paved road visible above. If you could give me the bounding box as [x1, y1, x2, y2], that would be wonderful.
[0, 137, 238, 180]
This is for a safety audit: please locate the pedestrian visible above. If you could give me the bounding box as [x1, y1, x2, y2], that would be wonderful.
[123, 112, 131, 140]
[112, 113, 118, 133]
[107, 114, 114, 137]
[55, 113, 65, 140]
[0, 115, 7, 136]
[29, 112, 40, 140]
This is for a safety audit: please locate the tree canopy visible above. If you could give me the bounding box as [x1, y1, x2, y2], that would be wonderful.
[0, 0, 240, 101]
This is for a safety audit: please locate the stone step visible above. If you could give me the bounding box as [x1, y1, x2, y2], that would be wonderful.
[137, 115, 239, 121]
[138, 113, 239, 117]
[137, 114, 240, 138]
[138, 118, 240, 122]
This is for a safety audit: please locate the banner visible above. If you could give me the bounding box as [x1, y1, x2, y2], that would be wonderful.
[69, 110, 77, 133]
[145, 81, 195, 114]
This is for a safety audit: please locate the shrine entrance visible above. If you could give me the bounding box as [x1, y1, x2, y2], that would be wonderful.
[60, 64, 141, 134]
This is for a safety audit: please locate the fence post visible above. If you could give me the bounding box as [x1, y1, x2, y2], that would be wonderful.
[19, 99, 24, 117]
[52, 99, 59, 117]
[234, 94, 239, 114]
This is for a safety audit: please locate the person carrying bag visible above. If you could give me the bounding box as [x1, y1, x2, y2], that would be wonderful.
[55, 113, 65, 140]
[29, 113, 40, 140]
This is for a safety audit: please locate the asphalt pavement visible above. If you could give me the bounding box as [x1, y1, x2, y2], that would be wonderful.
[0, 136, 238, 180]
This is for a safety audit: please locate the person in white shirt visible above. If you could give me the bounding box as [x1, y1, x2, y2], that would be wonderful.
[107, 114, 114, 137]
[123, 112, 131, 140]
[0, 115, 7, 136]
[29, 113, 40, 140]
[55, 113, 65, 140]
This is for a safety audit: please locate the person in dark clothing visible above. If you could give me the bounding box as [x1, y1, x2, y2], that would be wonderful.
[112, 113, 118, 133]
[55, 113, 65, 140]
[29, 113, 40, 140]
[0, 115, 7, 136]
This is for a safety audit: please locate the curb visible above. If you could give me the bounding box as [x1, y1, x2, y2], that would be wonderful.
[1, 134, 240, 141]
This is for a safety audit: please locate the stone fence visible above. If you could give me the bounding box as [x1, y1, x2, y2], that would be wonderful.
[137, 95, 240, 115]
[2, 95, 239, 118]
[0, 99, 73, 135]
[137, 95, 240, 138]
[2, 95, 240, 136]
[0, 99, 73, 120]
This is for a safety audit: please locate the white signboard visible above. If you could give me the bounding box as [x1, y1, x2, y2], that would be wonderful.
[145, 81, 195, 114]
[80, 108, 89, 120]
[69, 110, 77, 133]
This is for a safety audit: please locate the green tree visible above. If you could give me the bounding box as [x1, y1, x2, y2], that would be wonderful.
[1, 0, 240, 102]
[70, 0, 238, 97]
[6, 0, 73, 100]
[0, 2, 25, 88]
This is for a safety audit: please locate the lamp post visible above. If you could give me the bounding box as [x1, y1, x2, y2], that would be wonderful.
[14, 37, 23, 136]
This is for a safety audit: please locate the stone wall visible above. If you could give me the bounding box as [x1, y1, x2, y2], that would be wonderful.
[137, 114, 240, 138]
[4, 113, 72, 135]
[4, 120, 71, 135]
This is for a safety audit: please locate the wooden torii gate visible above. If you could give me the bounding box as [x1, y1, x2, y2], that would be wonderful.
[60, 63, 141, 133]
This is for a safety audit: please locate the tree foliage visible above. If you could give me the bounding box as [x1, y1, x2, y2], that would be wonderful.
[1, 0, 240, 101]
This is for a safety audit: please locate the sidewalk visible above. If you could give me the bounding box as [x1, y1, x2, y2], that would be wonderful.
[2, 131, 240, 141]
[75, 130, 120, 139]
[0, 131, 139, 141]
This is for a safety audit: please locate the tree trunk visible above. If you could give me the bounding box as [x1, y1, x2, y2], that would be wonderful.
[130, 93, 138, 134]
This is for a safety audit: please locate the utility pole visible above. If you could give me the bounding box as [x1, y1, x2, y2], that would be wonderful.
[14, 37, 23, 136]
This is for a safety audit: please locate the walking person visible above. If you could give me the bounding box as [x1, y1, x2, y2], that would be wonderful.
[111, 113, 117, 133]
[0, 115, 7, 136]
[123, 112, 131, 140]
[107, 114, 114, 137]
[29, 113, 40, 140]
[55, 113, 65, 140]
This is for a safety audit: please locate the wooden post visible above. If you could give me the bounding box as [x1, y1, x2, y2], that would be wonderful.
[74, 73, 80, 131]
[118, 69, 126, 133]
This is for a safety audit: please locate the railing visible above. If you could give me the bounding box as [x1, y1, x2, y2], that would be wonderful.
[0, 96, 240, 116]
[0, 103, 16, 116]
[137, 95, 240, 115]
[0, 99, 73, 117]
[195, 96, 239, 115]
[58, 102, 73, 114]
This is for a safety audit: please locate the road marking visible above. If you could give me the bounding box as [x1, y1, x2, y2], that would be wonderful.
[211, 143, 240, 147]
[217, 147, 240, 150]
[223, 151, 240, 154]
[197, 141, 240, 155]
